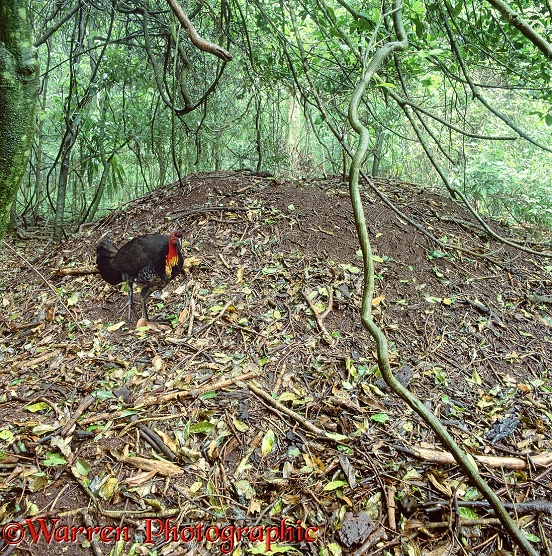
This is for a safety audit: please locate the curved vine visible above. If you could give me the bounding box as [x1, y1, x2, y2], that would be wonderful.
[347, 2, 539, 555]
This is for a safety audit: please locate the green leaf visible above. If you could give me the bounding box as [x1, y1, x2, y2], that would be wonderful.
[25, 402, 51, 413]
[458, 507, 477, 519]
[464, 487, 480, 501]
[0, 430, 15, 443]
[324, 432, 349, 442]
[189, 421, 216, 434]
[433, 368, 447, 384]
[323, 480, 348, 491]
[232, 417, 249, 432]
[288, 446, 301, 457]
[278, 392, 297, 402]
[94, 389, 115, 401]
[234, 479, 255, 499]
[428, 250, 447, 259]
[525, 533, 541, 543]
[74, 459, 91, 476]
[453, 0, 463, 17]
[261, 429, 276, 454]
[32, 424, 56, 436]
[370, 413, 390, 423]
[43, 451, 67, 467]
[327, 542, 343, 555]
[199, 391, 217, 400]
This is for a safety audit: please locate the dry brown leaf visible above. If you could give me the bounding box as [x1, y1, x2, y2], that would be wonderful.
[121, 470, 158, 486]
[116, 455, 184, 477]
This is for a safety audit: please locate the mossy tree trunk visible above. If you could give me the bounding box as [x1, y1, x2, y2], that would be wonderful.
[0, 0, 39, 240]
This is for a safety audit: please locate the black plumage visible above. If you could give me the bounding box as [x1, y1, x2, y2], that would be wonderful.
[96, 231, 183, 322]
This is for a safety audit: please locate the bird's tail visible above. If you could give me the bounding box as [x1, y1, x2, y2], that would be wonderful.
[96, 238, 123, 285]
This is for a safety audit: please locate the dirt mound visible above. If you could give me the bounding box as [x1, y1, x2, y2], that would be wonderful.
[0, 172, 551, 555]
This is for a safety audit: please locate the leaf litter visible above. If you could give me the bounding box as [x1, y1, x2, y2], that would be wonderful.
[0, 171, 551, 555]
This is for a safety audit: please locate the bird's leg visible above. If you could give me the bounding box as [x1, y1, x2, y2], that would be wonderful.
[115, 282, 137, 322]
[127, 286, 133, 323]
[140, 286, 154, 322]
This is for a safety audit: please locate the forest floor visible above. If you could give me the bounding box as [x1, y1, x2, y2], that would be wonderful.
[1, 171, 551, 556]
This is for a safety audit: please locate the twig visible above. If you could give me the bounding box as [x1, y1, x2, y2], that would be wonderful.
[386, 485, 397, 531]
[422, 517, 503, 530]
[61, 395, 96, 436]
[12, 349, 61, 372]
[54, 265, 97, 276]
[247, 381, 328, 437]
[302, 286, 335, 345]
[130, 415, 176, 461]
[115, 455, 183, 477]
[133, 370, 261, 408]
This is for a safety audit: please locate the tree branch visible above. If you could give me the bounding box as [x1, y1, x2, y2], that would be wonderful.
[34, 1, 83, 47]
[486, 0, 552, 59]
[166, 0, 232, 62]
[441, 1, 552, 153]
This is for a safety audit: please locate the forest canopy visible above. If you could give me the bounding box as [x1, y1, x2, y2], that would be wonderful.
[3, 0, 552, 239]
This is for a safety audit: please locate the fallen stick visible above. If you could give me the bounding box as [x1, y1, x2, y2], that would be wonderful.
[133, 370, 261, 408]
[398, 445, 552, 469]
[247, 381, 327, 437]
[54, 265, 98, 276]
[302, 286, 335, 346]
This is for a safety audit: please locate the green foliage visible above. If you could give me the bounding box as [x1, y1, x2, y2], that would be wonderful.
[455, 144, 552, 226]
[8, 0, 552, 234]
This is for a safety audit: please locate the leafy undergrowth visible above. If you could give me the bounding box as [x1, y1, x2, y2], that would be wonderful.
[1, 171, 551, 556]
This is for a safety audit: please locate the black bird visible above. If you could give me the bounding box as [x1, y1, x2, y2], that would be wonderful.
[96, 231, 183, 322]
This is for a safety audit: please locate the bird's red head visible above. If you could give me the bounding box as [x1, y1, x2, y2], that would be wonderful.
[169, 231, 182, 244]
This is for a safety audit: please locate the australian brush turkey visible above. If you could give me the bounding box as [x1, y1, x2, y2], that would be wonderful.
[96, 231, 184, 322]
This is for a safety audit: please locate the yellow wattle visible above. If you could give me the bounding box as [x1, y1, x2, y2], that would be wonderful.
[165, 254, 178, 276]
[165, 239, 179, 276]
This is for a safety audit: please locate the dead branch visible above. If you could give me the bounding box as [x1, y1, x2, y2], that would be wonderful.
[133, 369, 261, 408]
[302, 286, 335, 345]
[247, 381, 328, 437]
[115, 455, 183, 477]
[61, 395, 96, 436]
[54, 265, 97, 276]
[398, 445, 552, 470]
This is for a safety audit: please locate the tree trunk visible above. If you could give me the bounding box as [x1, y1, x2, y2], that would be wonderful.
[255, 93, 262, 172]
[371, 125, 384, 177]
[285, 90, 301, 174]
[53, 130, 76, 242]
[0, 0, 39, 240]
